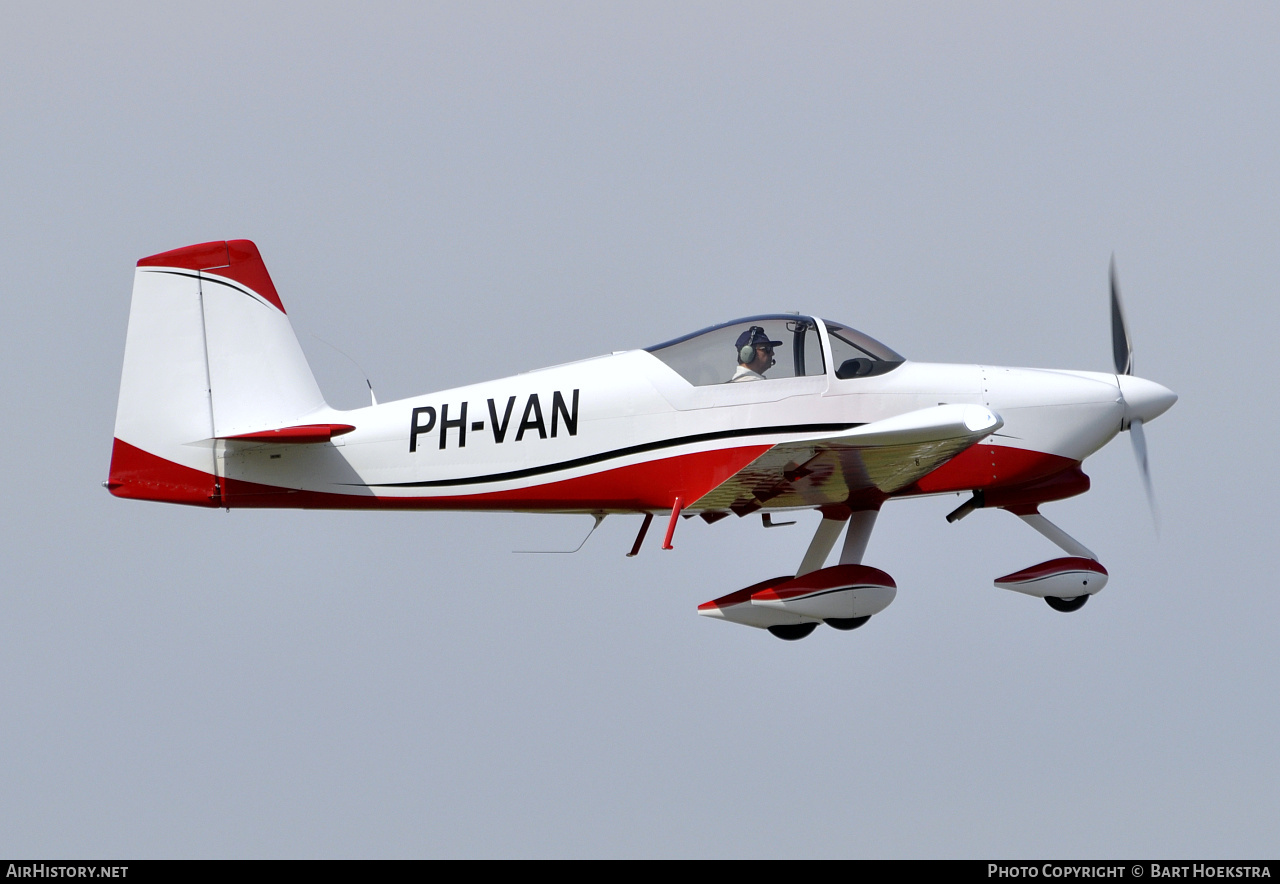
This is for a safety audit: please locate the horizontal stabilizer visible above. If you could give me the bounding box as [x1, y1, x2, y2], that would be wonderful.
[219, 424, 356, 444]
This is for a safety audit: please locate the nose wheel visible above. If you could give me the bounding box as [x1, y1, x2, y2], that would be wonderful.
[1044, 595, 1089, 613]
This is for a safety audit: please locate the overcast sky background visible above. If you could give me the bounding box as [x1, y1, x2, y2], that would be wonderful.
[2, 3, 1276, 858]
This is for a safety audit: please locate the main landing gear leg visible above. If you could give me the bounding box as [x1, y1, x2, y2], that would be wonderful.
[796, 507, 880, 574]
[839, 509, 879, 566]
[796, 513, 848, 577]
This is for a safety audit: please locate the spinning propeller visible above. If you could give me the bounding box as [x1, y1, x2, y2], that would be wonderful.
[1109, 257, 1177, 528]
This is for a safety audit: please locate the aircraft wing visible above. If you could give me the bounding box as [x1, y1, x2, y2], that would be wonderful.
[691, 404, 1002, 513]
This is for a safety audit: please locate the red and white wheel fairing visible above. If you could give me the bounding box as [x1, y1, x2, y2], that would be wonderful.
[994, 557, 1109, 599]
[698, 565, 897, 629]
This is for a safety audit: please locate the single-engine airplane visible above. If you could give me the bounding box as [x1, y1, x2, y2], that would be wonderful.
[107, 240, 1176, 640]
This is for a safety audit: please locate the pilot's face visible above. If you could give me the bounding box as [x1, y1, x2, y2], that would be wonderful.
[750, 345, 775, 374]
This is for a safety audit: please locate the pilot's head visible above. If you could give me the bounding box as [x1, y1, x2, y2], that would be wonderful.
[736, 326, 782, 373]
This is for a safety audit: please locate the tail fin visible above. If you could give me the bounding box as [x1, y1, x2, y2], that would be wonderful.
[108, 240, 327, 505]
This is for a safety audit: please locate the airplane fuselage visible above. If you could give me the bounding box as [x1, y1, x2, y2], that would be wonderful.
[114, 350, 1132, 514]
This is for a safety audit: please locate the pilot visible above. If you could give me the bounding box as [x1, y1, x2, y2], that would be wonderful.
[730, 326, 782, 382]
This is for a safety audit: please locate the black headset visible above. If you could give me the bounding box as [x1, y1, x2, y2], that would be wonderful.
[739, 326, 769, 363]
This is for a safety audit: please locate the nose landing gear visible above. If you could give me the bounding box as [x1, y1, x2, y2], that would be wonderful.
[993, 511, 1108, 613]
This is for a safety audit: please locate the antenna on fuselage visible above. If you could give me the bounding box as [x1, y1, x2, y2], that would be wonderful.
[310, 333, 377, 406]
[514, 515, 606, 554]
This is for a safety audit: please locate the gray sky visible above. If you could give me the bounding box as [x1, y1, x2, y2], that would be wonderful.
[2, 2, 1276, 858]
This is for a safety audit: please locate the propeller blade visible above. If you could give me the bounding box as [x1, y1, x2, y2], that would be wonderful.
[1110, 256, 1134, 376]
[1110, 260, 1163, 533]
[1129, 417, 1159, 532]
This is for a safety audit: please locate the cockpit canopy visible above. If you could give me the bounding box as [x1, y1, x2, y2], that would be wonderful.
[645, 315, 903, 387]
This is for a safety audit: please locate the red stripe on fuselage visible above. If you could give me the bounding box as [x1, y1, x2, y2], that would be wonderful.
[108, 437, 772, 512]
[108, 437, 1088, 513]
[220, 424, 357, 444]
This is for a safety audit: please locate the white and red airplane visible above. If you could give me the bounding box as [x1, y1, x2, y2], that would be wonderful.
[107, 240, 1176, 640]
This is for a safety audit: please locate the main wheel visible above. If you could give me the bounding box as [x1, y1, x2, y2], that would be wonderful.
[1045, 595, 1089, 613]
[826, 616, 871, 631]
[767, 622, 819, 641]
